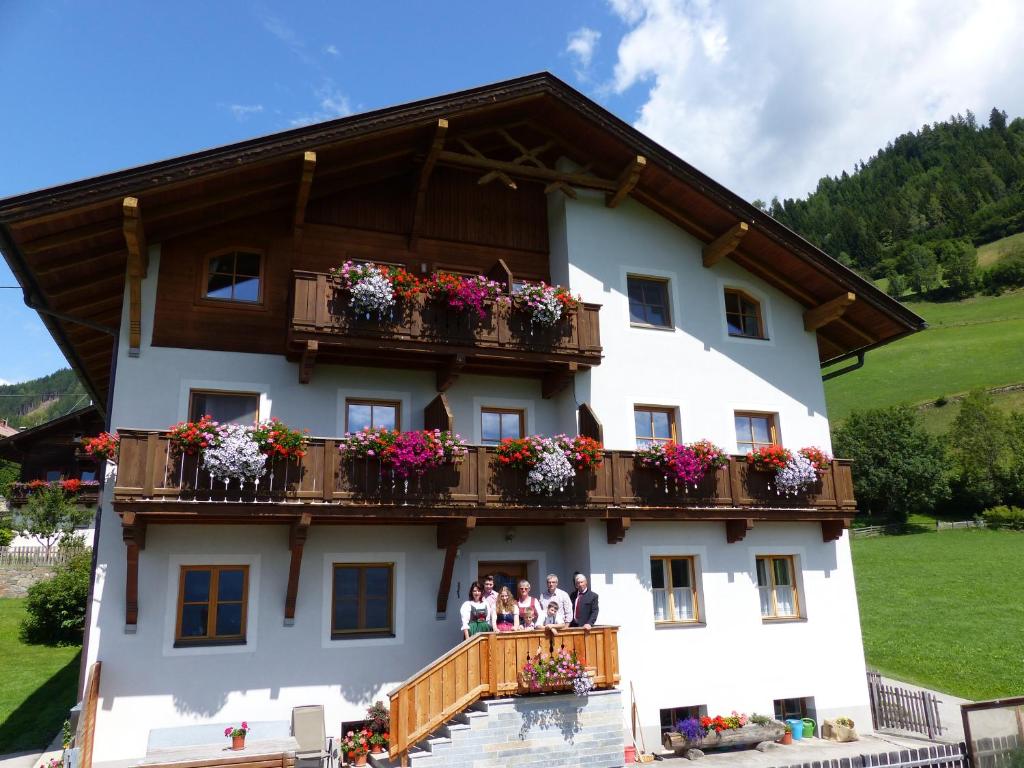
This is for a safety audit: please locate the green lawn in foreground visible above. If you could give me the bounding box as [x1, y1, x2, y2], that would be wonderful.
[852, 529, 1024, 700]
[978, 231, 1024, 268]
[825, 290, 1024, 421]
[0, 599, 81, 753]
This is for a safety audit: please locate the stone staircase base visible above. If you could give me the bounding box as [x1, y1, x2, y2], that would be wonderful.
[369, 688, 625, 768]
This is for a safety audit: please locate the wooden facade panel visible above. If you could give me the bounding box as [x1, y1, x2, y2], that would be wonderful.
[306, 172, 413, 234]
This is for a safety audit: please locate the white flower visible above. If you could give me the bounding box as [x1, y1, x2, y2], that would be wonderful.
[775, 454, 818, 496]
[203, 424, 267, 483]
[349, 269, 395, 319]
[527, 443, 575, 494]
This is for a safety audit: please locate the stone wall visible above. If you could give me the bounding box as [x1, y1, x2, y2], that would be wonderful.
[0, 563, 57, 597]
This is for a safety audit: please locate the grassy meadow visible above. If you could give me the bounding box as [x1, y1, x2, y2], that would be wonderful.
[977, 230, 1024, 268]
[852, 528, 1024, 700]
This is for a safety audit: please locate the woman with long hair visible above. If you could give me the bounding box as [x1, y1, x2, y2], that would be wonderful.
[494, 585, 519, 632]
[460, 581, 494, 641]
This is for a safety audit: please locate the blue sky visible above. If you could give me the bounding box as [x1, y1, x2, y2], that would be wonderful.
[2, 0, 1022, 385]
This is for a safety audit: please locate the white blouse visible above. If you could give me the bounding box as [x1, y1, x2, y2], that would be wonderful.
[460, 599, 495, 631]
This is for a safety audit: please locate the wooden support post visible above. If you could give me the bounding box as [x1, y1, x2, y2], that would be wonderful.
[322, 440, 336, 502]
[606, 155, 647, 208]
[293, 151, 317, 247]
[436, 353, 465, 393]
[122, 511, 146, 629]
[541, 362, 577, 399]
[606, 517, 631, 544]
[725, 518, 754, 543]
[803, 292, 857, 332]
[436, 517, 476, 616]
[299, 340, 318, 384]
[284, 513, 311, 624]
[123, 197, 147, 356]
[702, 222, 749, 268]
[578, 403, 603, 442]
[821, 518, 849, 543]
[409, 119, 448, 250]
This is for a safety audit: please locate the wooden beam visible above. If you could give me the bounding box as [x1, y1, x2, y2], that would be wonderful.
[436, 517, 476, 616]
[821, 518, 849, 543]
[541, 362, 578, 399]
[21, 219, 123, 255]
[299, 340, 318, 384]
[409, 119, 448, 250]
[804, 292, 856, 332]
[123, 197, 147, 356]
[436, 353, 465, 393]
[437, 150, 617, 191]
[605, 155, 647, 208]
[122, 511, 146, 629]
[34, 248, 126, 278]
[284, 513, 311, 623]
[702, 222, 749, 268]
[544, 179, 577, 199]
[606, 517, 631, 544]
[725, 518, 754, 544]
[578, 403, 603, 443]
[292, 151, 317, 247]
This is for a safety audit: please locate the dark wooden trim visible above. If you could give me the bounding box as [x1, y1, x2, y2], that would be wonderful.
[423, 393, 454, 432]
[436, 353, 465, 393]
[725, 518, 754, 543]
[606, 155, 646, 208]
[436, 517, 476, 615]
[285, 513, 311, 622]
[541, 361, 577, 399]
[821, 518, 849, 542]
[409, 118, 448, 250]
[606, 516, 631, 544]
[703, 222, 749, 268]
[122, 511, 146, 627]
[577, 403, 603, 442]
[293, 151, 316, 247]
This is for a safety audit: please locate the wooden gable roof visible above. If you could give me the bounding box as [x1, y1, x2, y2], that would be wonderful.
[0, 73, 925, 409]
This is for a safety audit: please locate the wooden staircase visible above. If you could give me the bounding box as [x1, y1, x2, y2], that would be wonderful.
[386, 627, 619, 765]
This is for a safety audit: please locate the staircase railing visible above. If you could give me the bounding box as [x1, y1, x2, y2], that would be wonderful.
[387, 626, 619, 763]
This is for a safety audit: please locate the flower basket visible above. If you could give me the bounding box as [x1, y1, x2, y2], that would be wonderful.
[663, 720, 786, 755]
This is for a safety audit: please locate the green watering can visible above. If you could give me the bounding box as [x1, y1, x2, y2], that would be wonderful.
[801, 718, 816, 738]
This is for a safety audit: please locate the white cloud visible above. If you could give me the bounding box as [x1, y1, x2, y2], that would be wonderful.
[290, 81, 353, 127]
[567, 27, 602, 76]
[324, 44, 339, 56]
[604, 0, 1024, 202]
[225, 103, 264, 121]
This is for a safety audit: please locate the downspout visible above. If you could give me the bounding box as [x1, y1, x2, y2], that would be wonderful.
[821, 351, 865, 382]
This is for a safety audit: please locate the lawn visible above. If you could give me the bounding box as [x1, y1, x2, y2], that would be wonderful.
[917, 388, 1024, 433]
[825, 290, 1024, 421]
[0, 599, 81, 753]
[852, 528, 1024, 700]
[977, 231, 1024, 268]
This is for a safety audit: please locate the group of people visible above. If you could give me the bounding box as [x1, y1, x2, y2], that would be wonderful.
[459, 572, 599, 640]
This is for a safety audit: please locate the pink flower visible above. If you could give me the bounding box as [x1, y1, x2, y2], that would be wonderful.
[241, 721, 248, 729]
[224, 728, 232, 737]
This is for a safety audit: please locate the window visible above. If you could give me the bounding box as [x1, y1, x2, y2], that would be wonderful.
[481, 408, 525, 445]
[345, 399, 400, 433]
[634, 406, 676, 447]
[660, 705, 707, 736]
[756, 556, 800, 619]
[734, 412, 777, 452]
[725, 289, 765, 339]
[331, 563, 394, 638]
[627, 276, 671, 328]
[175, 565, 248, 645]
[45, 470, 61, 481]
[80, 470, 96, 482]
[774, 697, 813, 722]
[650, 557, 698, 623]
[189, 390, 259, 425]
[204, 251, 262, 303]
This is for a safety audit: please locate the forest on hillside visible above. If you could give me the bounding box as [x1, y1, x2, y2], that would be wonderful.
[761, 108, 1024, 299]
[0, 368, 90, 429]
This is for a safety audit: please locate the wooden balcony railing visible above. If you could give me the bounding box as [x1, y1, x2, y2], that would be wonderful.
[112, 430, 857, 518]
[387, 627, 619, 762]
[7, 484, 100, 508]
[288, 270, 601, 387]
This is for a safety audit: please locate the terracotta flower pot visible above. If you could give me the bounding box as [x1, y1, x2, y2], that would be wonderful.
[352, 753, 368, 766]
[371, 745, 385, 755]
[778, 732, 793, 745]
[231, 735, 245, 751]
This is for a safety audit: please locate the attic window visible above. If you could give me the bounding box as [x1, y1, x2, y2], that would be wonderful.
[204, 251, 262, 303]
[724, 289, 765, 339]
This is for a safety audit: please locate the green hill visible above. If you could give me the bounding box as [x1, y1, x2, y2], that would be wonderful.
[977, 230, 1024, 268]
[0, 368, 91, 429]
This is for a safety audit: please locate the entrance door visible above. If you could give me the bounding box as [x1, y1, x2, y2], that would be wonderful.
[478, 561, 528, 593]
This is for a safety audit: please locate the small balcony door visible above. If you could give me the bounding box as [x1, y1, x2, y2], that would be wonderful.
[478, 561, 528, 593]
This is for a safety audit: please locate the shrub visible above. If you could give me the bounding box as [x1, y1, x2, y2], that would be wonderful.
[0, 527, 14, 547]
[981, 505, 1024, 530]
[20, 550, 92, 645]
[934, 395, 948, 407]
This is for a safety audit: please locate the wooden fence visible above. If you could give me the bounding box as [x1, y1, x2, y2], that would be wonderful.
[0, 546, 79, 565]
[867, 671, 944, 739]
[851, 520, 983, 539]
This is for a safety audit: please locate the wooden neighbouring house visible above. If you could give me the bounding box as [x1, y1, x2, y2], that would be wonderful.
[0, 73, 924, 765]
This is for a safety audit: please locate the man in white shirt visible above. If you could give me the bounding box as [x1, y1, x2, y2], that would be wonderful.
[539, 573, 572, 626]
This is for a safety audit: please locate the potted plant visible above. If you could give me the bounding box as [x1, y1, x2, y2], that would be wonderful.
[365, 700, 390, 754]
[368, 732, 389, 755]
[778, 723, 793, 745]
[825, 717, 859, 742]
[224, 722, 249, 750]
[340, 729, 370, 766]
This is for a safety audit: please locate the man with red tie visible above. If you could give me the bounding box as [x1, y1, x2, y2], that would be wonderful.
[569, 573, 599, 629]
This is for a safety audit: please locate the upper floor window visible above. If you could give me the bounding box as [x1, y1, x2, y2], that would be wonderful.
[204, 251, 262, 303]
[756, 555, 800, 619]
[481, 408, 524, 445]
[346, 399, 400, 433]
[332, 563, 394, 639]
[734, 412, 777, 453]
[724, 289, 765, 339]
[634, 406, 676, 447]
[650, 556, 698, 623]
[189, 390, 259, 425]
[627, 276, 671, 328]
[175, 565, 248, 645]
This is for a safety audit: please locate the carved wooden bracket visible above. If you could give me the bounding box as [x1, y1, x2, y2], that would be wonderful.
[541, 361, 578, 399]
[725, 518, 754, 543]
[122, 511, 147, 628]
[437, 353, 465, 393]
[410, 119, 448, 250]
[424, 393, 454, 432]
[284, 513, 311, 623]
[436, 517, 476, 616]
[299, 340, 318, 384]
[606, 517, 631, 544]
[606, 155, 646, 208]
[123, 197, 147, 356]
[293, 151, 317, 248]
[821, 518, 849, 543]
[703, 222, 749, 268]
[804, 293, 856, 332]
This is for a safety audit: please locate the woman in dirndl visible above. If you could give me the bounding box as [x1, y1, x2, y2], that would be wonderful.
[460, 581, 495, 640]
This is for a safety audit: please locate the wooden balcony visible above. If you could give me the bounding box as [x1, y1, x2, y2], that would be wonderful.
[287, 270, 601, 393]
[112, 430, 856, 527]
[7, 484, 100, 508]
[387, 627, 619, 762]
